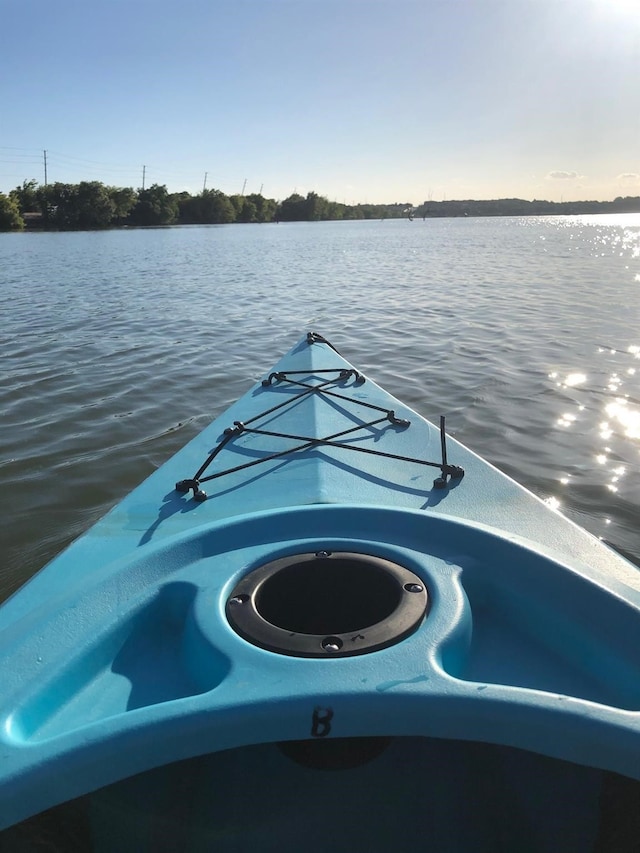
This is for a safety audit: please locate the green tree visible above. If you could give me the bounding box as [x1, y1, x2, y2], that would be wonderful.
[9, 179, 39, 214]
[236, 197, 258, 223]
[37, 182, 75, 228]
[178, 189, 235, 224]
[172, 191, 192, 219]
[202, 189, 235, 223]
[108, 186, 137, 224]
[275, 192, 339, 222]
[304, 191, 328, 221]
[176, 192, 197, 223]
[0, 193, 24, 230]
[128, 184, 178, 226]
[73, 182, 116, 228]
[245, 193, 277, 222]
[276, 193, 307, 221]
[228, 194, 245, 221]
[325, 200, 344, 220]
[36, 181, 116, 229]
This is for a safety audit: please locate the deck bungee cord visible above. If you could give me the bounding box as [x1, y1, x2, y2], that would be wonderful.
[176, 333, 464, 501]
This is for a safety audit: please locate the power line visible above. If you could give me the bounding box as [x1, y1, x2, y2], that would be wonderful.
[0, 145, 250, 195]
[0, 154, 42, 162]
[45, 149, 145, 169]
[0, 146, 43, 154]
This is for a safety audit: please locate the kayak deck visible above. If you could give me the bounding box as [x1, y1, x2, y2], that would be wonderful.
[1, 332, 640, 846]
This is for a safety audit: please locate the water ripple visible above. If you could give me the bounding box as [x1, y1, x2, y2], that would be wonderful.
[1, 216, 638, 599]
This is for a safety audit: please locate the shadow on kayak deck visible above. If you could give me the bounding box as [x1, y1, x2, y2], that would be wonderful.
[1, 736, 639, 852]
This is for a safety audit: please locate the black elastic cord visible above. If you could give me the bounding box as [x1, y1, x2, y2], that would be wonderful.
[176, 335, 463, 500]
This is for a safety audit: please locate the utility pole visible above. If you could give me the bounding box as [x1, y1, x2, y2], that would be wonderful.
[241, 178, 247, 196]
[43, 150, 48, 186]
[142, 165, 146, 190]
[203, 172, 208, 192]
[259, 183, 263, 196]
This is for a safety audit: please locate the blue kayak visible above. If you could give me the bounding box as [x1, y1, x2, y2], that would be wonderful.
[1, 332, 640, 851]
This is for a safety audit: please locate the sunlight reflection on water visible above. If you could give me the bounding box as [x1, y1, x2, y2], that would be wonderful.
[605, 399, 640, 440]
[545, 337, 640, 548]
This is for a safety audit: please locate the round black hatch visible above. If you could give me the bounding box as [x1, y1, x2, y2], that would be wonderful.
[226, 551, 428, 657]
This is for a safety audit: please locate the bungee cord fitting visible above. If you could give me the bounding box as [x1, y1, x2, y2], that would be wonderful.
[176, 333, 463, 501]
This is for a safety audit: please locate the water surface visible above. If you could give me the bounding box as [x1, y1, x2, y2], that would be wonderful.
[1, 215, 639, 599]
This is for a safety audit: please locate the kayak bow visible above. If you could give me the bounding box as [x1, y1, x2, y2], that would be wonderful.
[1, 332, 639, 850]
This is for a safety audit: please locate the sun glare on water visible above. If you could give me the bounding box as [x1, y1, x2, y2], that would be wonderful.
[564, 373, 587, 388]
[605, 400, 640, 440]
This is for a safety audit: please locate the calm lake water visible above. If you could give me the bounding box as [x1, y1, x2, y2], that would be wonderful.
[1, 215, 639, 600]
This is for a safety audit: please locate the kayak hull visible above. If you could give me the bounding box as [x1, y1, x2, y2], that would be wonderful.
[1, 332, 639, 845]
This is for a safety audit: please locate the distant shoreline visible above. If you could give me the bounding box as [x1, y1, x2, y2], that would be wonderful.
[414, 197, 640, 218]
[16, 207, 640, 233]
[21, 203, 640, 231]
[2, 180, 639, 232]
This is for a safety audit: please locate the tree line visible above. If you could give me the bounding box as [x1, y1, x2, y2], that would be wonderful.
[0, 180, 413, 231]
[414, 196, 640, 218]
[1, 179, 639, 232]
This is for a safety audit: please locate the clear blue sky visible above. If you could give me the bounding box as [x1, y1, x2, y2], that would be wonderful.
[1, 0, 638, 204]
